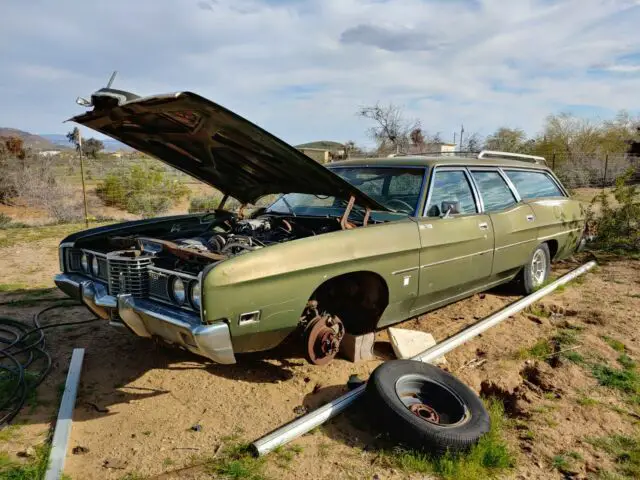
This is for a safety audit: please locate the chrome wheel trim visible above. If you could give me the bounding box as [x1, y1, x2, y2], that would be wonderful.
[531, 249, 547, 286]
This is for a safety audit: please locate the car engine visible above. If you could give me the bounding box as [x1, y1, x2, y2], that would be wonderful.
[113, 214, 339, 275]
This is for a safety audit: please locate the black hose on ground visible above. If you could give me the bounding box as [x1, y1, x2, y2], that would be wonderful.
[0, 300, 100, 426]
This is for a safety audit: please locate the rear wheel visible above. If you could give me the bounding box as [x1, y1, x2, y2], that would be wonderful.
[518, 243, 551, 294]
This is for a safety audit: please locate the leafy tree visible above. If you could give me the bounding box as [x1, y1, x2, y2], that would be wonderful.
[67, 127, 81, 152]
[484, 127, 532, 153]
[4, 136, 26, 159]
[82, 138, 105, 158]
[66, 128, 104, 158]
[410, 127, 425, 149]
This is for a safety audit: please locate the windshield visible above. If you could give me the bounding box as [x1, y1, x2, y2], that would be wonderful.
[265, 166, 426, 217]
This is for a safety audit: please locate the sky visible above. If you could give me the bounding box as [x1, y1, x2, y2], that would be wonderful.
[1, 0, 640, 148]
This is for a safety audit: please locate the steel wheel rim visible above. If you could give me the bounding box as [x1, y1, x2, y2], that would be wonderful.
[394, 374, 469, 426]
[531, 249, 547, 286]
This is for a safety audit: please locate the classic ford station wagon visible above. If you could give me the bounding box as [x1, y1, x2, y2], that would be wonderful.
[55, 88, 589, 366]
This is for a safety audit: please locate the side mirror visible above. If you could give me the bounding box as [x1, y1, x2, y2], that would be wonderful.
[440, 200, 460, 218]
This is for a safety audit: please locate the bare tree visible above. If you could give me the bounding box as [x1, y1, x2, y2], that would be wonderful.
[344, 140, 361, 159]
[461, 132, 483, 152]
[358, 102, 419, 154]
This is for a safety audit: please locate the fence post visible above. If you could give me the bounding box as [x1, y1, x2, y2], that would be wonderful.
[602, 154, 609, 189]
[77, 135, 89, 228]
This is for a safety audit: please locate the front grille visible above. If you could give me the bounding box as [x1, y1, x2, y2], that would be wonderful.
[149, 270, 170, 301]
[107, 250, 152, 298]
[97, 257, 109, 281]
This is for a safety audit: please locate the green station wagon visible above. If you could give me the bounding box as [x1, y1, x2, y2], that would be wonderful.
[54, 88, 589, 365]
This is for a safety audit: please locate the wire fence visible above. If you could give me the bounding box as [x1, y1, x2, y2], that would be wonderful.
[0, 150, 638, 228]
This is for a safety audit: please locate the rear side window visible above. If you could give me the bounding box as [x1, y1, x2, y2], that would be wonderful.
[425, 170, 477, 217]
[470, 170, 517, 212]
[504, 170, 564, 199]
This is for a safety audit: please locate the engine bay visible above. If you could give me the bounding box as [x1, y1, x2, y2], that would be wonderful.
[91, 213, 343, 276]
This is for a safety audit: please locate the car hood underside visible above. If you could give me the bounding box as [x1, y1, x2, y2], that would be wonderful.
[69, 88, 387, 210]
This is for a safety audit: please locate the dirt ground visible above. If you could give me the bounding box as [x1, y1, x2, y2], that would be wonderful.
[1, 231, 639, 480]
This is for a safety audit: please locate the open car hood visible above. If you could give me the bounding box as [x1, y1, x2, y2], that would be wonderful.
[69, 89, 387, 210]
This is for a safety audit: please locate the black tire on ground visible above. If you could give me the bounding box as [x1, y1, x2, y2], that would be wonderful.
[517, 242, 551, 295]
[366, 360, 490, 454]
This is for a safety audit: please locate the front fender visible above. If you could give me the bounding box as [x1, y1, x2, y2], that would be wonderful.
[201, 218, 421, 353]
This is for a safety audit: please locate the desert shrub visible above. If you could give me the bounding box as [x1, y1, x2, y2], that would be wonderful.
[0, 213, 12, 228]
[96, 162, 190, 217]
[1, 159, 84, 223]
[189, 194, 223, 213]
[126, 194, 172, 218]
[588, 167, 640, 252]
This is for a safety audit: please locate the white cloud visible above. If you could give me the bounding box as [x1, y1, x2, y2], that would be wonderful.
[0, 0, 639, 147]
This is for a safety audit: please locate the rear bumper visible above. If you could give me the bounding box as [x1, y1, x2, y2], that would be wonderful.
[54, 273, 236, 364]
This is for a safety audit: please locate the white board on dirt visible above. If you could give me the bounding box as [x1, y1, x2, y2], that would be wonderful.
[388, 328, 447, 364]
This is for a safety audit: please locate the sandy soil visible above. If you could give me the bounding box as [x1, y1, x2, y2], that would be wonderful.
[1, 235, 639, 480]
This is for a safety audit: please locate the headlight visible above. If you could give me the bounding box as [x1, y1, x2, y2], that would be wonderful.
[190, 281, 201, 309]
[81, 253, 89, 272]
[171, 277, 186, 305]
[91, 256, 99, 276]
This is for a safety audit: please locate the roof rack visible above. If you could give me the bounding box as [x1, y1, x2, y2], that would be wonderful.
[477, 150, 547, 165]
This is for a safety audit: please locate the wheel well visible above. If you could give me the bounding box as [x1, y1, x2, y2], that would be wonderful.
[308, 271, 389, 335]
[545, 239, 559, 260]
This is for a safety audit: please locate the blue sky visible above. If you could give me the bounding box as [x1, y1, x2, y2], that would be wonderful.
[1, 0, 640, 147]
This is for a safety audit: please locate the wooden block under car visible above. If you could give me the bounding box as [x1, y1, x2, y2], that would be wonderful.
[388, 327, 447, 365]
[339, 332, 375, 362]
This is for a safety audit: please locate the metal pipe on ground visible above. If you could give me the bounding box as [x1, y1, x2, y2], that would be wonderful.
[251, 260, 597, 457]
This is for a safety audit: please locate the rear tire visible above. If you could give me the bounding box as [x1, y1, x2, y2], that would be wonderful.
[518, 243, 551, 294]
[366, 360, 490, 454]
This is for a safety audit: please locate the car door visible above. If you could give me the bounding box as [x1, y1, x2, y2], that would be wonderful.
[468, 168, 538, 278]
[412, 168, 494, 314]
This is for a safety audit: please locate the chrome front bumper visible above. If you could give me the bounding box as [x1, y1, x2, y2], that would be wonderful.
[54, 273, 236, 364]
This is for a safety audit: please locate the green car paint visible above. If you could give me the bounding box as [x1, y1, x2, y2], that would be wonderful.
[202, 157, 586, 354]
[59, 88, 588, 360]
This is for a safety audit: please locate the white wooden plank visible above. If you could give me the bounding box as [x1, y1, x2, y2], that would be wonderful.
[45, 348, 85, 480]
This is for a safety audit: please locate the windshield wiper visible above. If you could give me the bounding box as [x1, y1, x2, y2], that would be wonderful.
[280, 196, 297, 217]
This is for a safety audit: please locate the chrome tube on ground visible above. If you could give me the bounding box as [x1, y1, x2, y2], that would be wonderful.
[251, 260, 597, 456]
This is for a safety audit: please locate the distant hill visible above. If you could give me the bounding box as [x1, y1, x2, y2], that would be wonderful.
[295, 141, 345, 151]
[0, 128, 60, 151]
[40, 134, 133, 153]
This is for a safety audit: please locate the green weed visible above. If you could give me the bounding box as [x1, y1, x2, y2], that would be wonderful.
[379, 399, 514, 480]
[576, 395, 598, 406]
[204, 443, 267, 480]
[603, 336, 626, 352]
[587, 435, 640, 478]
[591, 360, 640, 397]
[516, 339, 552, 360]
[0, 443, 51, 480]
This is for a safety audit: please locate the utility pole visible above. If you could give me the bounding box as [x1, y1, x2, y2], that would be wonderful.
[459, 124, 465, 151]
[77, 132, 89, 228]
[453, 132, 457, 145]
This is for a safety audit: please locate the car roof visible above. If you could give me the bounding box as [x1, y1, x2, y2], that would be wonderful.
[327, 155, 551, 171]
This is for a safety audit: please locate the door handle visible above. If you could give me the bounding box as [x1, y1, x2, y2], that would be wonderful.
[526, 215, 535, 222]
[478, 222, 488, 230]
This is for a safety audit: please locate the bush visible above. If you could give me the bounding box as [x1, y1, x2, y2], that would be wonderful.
[189, 195, 223, 213]
[126, 194, 172, 218]
[0, 213, 12, 228]
[2, 160, 84, 223]
[96, 163, 190, 217]
[588, 167, 640, 252]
